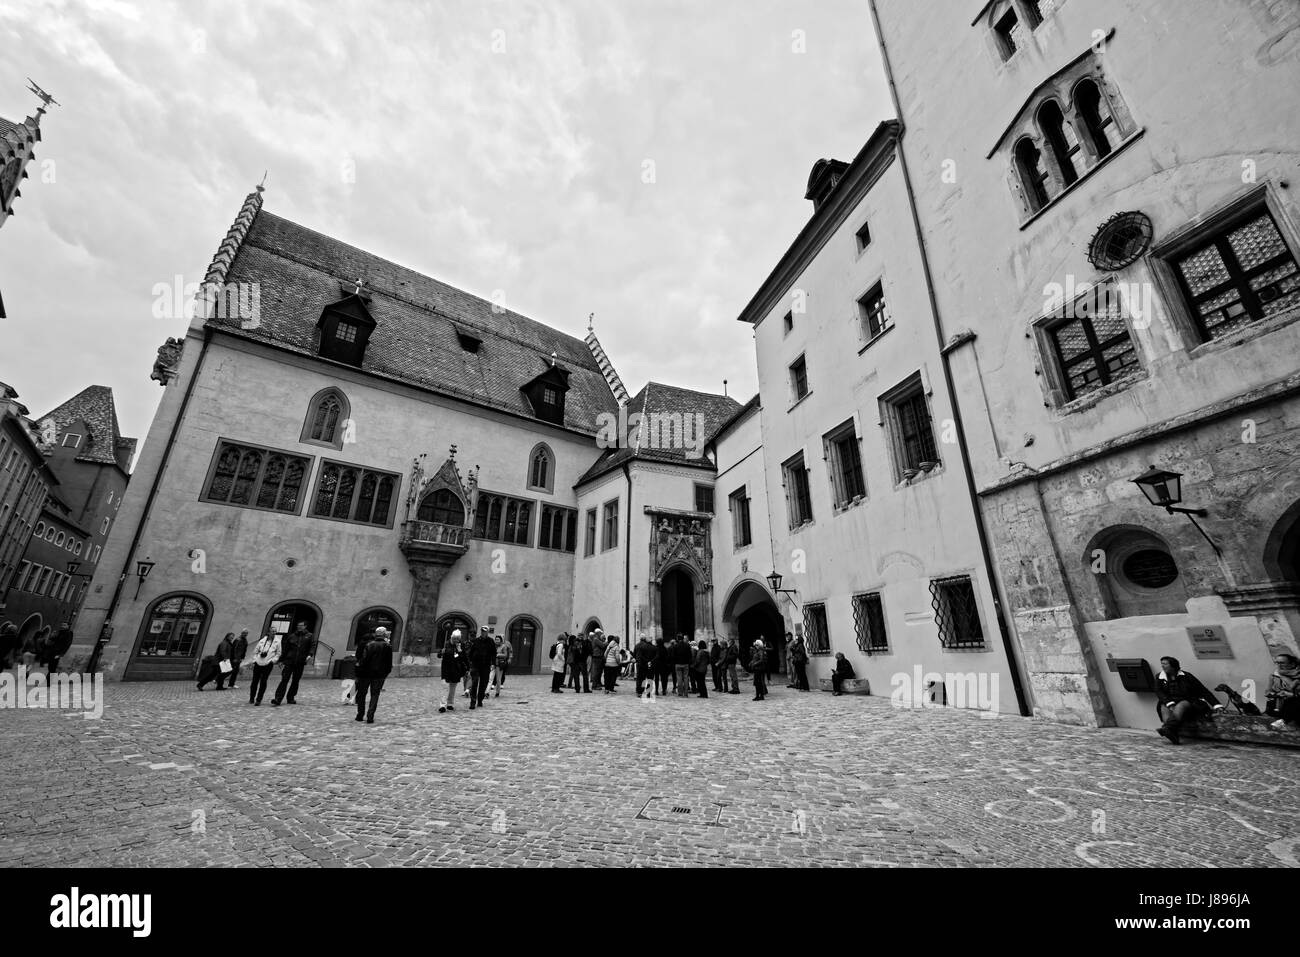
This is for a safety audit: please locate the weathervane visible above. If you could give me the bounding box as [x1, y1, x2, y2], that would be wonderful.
[26, 79, 59, 111]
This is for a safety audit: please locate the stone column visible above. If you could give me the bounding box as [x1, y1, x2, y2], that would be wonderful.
[402, 560, 455, 662]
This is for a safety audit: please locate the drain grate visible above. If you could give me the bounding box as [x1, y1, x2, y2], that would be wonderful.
[671, 806, 691, 814]
[636, 798, 724, 827]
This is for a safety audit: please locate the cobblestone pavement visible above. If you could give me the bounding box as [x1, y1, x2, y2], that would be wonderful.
[1, 673, 1298, 868]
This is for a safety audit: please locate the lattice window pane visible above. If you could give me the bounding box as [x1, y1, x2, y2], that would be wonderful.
[1178, 245, 1230, 296]
[1229, 215, 1287, 270]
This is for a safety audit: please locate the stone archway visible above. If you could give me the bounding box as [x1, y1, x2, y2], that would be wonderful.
[646, 509, 714, 642]
[721, 579, 785, 671]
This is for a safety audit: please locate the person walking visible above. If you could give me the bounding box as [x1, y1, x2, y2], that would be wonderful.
[603, 635, 622, 694]
[438, 631, 465, 713]
[228, 629, 250, 690]
[550, 633, 568, 693]
[709, 638, 725, 692]
[634, 633, 656, 696]
[749, 639, 768, 701]
[493, 633, 513, 697]
[673, 634, 692, 697]
[724, 637, 741, 694]
[354, 626, 393, 723]
[247, 631, 281, 705]
[199, 632, 236, 690]
[830, 652, 856, 695]
[589, 629, 607, 693]
[468, 626, 496, 709]
[692, 641, 711, 699]
[789, 635, 810, 692]
[271, 621, 315, 705]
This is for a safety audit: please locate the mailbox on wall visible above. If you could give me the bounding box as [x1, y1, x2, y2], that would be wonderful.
[1110, 657, 1156, 693]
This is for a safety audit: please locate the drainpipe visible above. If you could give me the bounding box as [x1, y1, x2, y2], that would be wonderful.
[622, 461, 633, 648]
[89, 326, 214, 674]
[868, 0, 1031, 716]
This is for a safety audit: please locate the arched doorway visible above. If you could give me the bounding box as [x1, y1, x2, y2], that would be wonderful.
[722, 579, 785, 672]
[262, 600, 323, 658]
[125, 592, 212, 681]
[582, 618, 602, 637]
[349, 606, 402, 653]
[507, 615, 541, 674]
[660, 566, 696, 640]
[435, 612, 476, 654]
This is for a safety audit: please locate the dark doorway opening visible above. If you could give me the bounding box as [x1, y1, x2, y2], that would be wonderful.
[661, 567, 696, 640]
[737, 603, 784, 671]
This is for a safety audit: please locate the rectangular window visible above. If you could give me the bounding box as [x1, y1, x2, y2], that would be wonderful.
[19, 562, 39, 591]
[855, 220, 872, 252]
[202, 440, 313, 515]
[47, 572, 65, 599]
[783, 311, 794, 335]
[62, 433, 82, 449]
[858, 283, 891, 343]
[602, 500, 619, 551]
[471, 492, 534, 545]
[101, 517, 110, 534]
[1044, 293, 1140, 400]
[802, 603, 831, 655]
[824, 419, 866, 507]
[883, 375, 940, 479]
[1171, 208, 1300, 342]
[994, 7, 1020, 59]
[543, 386, 558, 405]
[852, 592, 888, 654]
[584, 508, 597, 557]
[930, 576, 986, 649]
[783, 453, 814, 528]
[694, 484, 715, 515]
[539, 504, 578, 552]
[729, 487, 752, 548]
[15, 560, 30, 590]
[34, 566, 51, 596]
[309, 461, 400, 527]
[790, 355, 809, 402]
[93, 545, 101, 563]
[335, 321, 358, 343]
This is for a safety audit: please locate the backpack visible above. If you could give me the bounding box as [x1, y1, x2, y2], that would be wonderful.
[549, 643, 557, 659]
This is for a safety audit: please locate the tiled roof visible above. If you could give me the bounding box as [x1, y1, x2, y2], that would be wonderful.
[213, 210, 620, 434]
[576, 382, 742, 486]
[36, 385, 136, 469]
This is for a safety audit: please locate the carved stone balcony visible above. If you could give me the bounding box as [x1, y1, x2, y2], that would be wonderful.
[399, 520, 469, 563]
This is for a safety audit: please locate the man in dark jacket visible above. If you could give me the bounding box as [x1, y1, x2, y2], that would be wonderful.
[468, 626, 497, 709]
[199, 632, 236, 690]
[272, 622, 315, 705]
[355, 626, 394, 723]
[633, 634, 656, 696]
[709, 638, 724, 692]
[589, 629, 608, 692]
[749, 639, 768, 700]
[228, 629, 250, 689]
[692, 641, 711, 698]
[831, 652, 856, 695]
[1155, 655, 1224, 744]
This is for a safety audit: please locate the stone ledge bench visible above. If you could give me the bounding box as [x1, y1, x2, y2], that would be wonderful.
[1178, 712, 1300, 749]
[818, 677, 871, 695]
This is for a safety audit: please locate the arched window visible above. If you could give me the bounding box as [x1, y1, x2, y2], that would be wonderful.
[527, 444, 554, 492]
[136, 592, 211, 659]
[34, 521, 45, 537]
[1014, 138, 1051, 213]
[1086, 526, 1189, 619]
[45, 526, 56, 542]
[1038, 100, 1080, 188]
[1074, 78, 1119, 160]
[435, 612, 477, 654]
[418, 488, 466, 526]
[301, 388, 351, 449]
[54, 531, 65, 546]
[349, 606, 402, 653]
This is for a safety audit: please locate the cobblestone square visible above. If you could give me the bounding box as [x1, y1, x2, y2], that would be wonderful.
[1, 675, 1297, 868]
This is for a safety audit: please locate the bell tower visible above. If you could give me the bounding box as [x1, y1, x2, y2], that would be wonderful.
[0, 80, 56, 231]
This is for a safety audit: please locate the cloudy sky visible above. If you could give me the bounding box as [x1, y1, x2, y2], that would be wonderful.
[1, 0, 891, 445]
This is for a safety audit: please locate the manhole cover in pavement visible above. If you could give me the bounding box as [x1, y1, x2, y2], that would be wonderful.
[636, 797, 724, 826]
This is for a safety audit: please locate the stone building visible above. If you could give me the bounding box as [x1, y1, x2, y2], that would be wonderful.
[727, 120, 1027, 712]
[869, 0, 1300, 726]
[0, 381, 58, 633]
[3, 386, 135, 639]
[1, 84, 53, 318]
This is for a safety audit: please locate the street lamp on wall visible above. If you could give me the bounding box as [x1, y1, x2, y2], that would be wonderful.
[134, 558, 156, 600]
[766, 570, 798, 599]
[1131, 466, 1220, 556]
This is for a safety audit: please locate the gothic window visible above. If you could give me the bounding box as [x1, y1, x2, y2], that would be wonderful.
[1038, 100, 1080, 188]
[472, 491, 534, 545]
[1015, 138, 1051, 213]
[1074, 79, 1119, 159]
[538, 505, 578, 552]
[301, 388, 350, 450]
[527, 444, 554, 493]
[418, 488, 466, 527]
[202, 440, 311, 515]
[309, 461, 399, 526]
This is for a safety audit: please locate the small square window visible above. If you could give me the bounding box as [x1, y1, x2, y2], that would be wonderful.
[335, 322, 358, 343]
[62, 433, 81, 449]
[694, 484, 715, 515]
[790, 356, 809, 402]
[858, 284, 892, 343]
[543, 387, 558, 405]
[855, 221, 872, 253]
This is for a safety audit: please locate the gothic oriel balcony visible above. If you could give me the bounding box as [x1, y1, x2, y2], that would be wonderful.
[399, 520, 469, 563]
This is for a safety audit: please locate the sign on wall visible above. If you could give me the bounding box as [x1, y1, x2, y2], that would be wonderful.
[1186, 625, 1233, 659]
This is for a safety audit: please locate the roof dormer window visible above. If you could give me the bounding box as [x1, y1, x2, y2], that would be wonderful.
[456, 327, 483, 353]
[316, 293, 376, 367]
[522, 363, 570, 425]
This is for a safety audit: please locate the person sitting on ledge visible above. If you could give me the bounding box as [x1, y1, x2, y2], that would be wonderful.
[831, 652, 856, 696]
[1265, 652, 1300, 731]
[1154, 655, 1224, 745]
